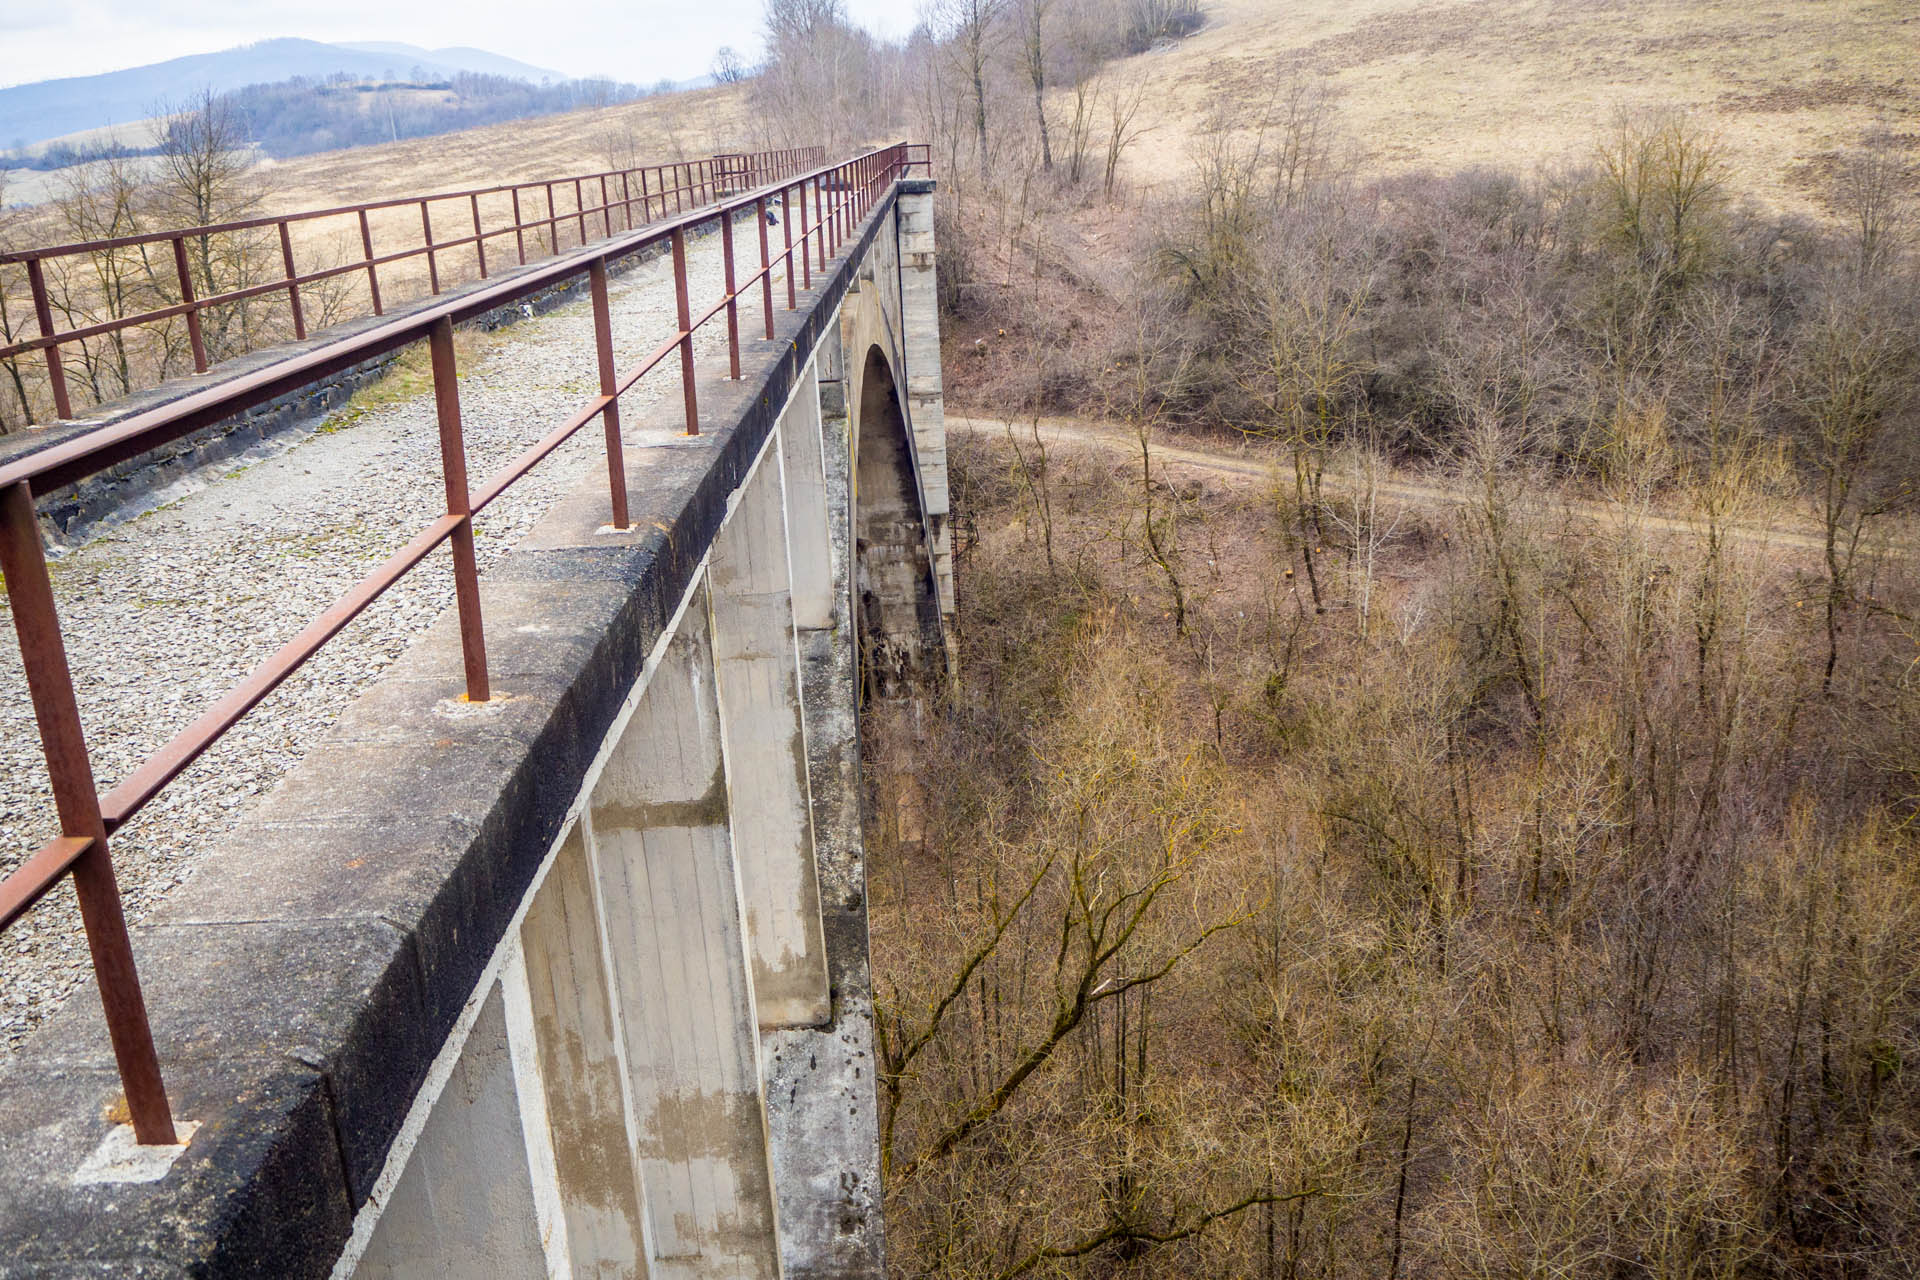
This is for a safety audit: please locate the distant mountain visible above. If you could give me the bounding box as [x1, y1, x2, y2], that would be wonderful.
[0, 39, 568, 150]
[331, 43, 567, 84]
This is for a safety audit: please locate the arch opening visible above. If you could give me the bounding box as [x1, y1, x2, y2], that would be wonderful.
[853, 344, 943, 704]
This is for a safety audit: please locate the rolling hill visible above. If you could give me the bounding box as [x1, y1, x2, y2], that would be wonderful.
[1110, 0, 1918, 218]
[0, 39, 567, 150]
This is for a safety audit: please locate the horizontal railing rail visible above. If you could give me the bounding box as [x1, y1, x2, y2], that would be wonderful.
[0, 140, 932, 1146]
[0, 147, 828, 423]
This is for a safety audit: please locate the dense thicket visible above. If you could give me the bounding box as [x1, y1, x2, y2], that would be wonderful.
[874, 420, 1919, 1278]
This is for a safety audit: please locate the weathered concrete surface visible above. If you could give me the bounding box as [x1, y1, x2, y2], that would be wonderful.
[354, 987, 549, 1278]
[516, 825, 650, 1277]
[852, 345, 946, 701]
[0, 176, 939, 1279]
[781, 355, 835, 632]
[712, 438, 831, 1030]
[762, 387, 887, 1279]
[895, 182, 955, 623]
[839, 186, 953, 701]
[587, 583, 780, 1279]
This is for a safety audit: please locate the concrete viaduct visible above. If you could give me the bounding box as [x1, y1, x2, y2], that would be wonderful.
[0, 147, 950, 1277]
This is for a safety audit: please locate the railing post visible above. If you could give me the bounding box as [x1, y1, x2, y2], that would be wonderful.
[640, 169, 652, 223]
[599, 175, 612, 239]
[756, 195, 774, 339]
[512, 187, 527, 265]
[671, 227, 698, 436]
[170, 237, 209, 373]
[358, 209, 384, 315]
[469, 194, 488, 280]
[546, 182, 560, 253]
[277, 222, 306, 341]
[426, 318, 490, 701]
[813, 178, 826, 269]
[621, 171, 634, 231]
[574, 178, 588, 245]
[798, 183, 812, 290]
[721, 210, 740, 380]
[24, 258, 73, 421]
[787, 182, 802, 297]
[587, 259, 631, 530]
[0, 481, 175, 1145]
[420, 200, 441, 295]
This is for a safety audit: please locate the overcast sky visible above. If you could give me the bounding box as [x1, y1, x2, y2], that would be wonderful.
[0, 0, 913, 91]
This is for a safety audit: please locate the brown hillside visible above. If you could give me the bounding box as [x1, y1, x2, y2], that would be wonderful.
[255, 82, 756, 214]
[1112, 0, 1917, 216]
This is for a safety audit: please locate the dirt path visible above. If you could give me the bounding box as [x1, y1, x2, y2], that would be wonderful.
[947, 414, 1841, 558]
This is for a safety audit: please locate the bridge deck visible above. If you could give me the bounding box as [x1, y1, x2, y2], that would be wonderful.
[0, 178, 905, 1271]
[0, 154, 939, 1277]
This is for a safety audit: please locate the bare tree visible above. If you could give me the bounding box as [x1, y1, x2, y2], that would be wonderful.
[757, 0, 901, 151]
[0, 170, 33, 430]
[1591, 108, 1729, 312]
[49, 146, 161, 403]
[929, 0, 1005, 175]
[1016, 0, 1056, 170]
[1062, 73, 1099, 185]
[151, 90, 268, 360]
[574, 78, 618, 110]
[1234, 207, 1378, 613]
[1790, 277, 1917, 692]
[712, 45, 749, 84]
[1837, 132, 1912, 281]
[1102, 73, 1149, 198]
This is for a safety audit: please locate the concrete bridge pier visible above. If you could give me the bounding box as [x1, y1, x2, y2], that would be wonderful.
[711, 436, 831, 1032]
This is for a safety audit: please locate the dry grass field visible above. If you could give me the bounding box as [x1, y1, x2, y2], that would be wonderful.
[254, 83, 758, 306]
[1112, 0, 1917, 217]
[255, 82, 754, 214]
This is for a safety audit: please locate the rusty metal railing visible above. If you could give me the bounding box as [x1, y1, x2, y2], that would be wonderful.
[0, 147, 827, 424]
[0, 141, 931, 1144]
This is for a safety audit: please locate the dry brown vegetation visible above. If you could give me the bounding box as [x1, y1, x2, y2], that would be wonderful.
[870, 416, 1920, 1277]
[776, 2, 1920, 1275]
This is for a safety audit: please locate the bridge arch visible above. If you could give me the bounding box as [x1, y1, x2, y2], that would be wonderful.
[850, 342, 944, 703]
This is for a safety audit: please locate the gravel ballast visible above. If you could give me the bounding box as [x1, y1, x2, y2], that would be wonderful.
[0, 224, 761, 1055]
